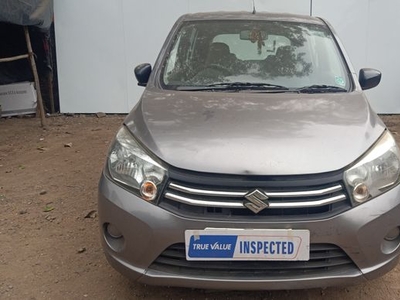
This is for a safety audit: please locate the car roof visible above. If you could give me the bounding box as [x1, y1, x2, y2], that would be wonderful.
[179, 11, 325, 25]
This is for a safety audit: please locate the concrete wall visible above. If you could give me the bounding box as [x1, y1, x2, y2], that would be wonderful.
[54, 0, 398, 113]
[313, 0, 400, 113]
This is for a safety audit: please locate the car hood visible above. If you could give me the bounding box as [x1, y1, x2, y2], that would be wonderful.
[124, 89, 386, 175]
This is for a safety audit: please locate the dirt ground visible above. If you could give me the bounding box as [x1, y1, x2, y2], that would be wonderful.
[1, 114, 400, 300]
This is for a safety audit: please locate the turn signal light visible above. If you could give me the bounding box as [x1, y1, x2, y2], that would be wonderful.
[352, 183, 369, 203]
[140, 180, 158, 201]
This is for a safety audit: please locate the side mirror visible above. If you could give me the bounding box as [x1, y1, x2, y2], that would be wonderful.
[359, 68, 381, 90]
[134, 63, 152, 87]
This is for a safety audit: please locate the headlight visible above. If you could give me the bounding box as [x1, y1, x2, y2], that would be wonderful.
[107, 126, 167, 202]
[344, 131, 400, 205]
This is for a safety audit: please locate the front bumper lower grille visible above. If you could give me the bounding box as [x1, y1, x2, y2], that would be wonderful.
[149, 243, 358, 279]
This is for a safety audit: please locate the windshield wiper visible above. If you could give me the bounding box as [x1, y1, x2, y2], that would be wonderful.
[176, 82, 290, 92]
[207, 82, 290, 90]
[296, 85, 348, 93]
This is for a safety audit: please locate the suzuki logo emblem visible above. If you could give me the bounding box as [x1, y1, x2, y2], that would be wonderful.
[244, 189, 269, 213]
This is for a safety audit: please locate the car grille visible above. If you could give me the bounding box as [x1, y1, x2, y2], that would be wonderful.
[149, 243, 358, 278]
[159, 169, 351, 220]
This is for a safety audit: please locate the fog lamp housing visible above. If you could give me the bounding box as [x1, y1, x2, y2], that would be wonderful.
[104, 223, 125, 252]
[385, 227, 400, 241]
[106, 223, 123, 239]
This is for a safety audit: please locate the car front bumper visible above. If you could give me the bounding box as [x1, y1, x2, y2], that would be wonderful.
[98, 173, 400, 290]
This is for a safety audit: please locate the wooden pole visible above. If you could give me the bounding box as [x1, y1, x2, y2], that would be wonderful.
[0, 54, 29, 63]
[24, 26, 46, 127]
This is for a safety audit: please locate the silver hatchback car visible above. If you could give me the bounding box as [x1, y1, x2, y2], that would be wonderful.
[98, 11, 400, 290]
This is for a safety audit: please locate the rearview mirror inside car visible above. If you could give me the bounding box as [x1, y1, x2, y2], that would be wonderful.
[240, 29, 267, 40]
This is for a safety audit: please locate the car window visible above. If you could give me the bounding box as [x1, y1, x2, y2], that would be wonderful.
[162, 20, 351, 91]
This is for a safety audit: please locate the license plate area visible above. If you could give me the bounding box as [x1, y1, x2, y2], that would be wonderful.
[185, 229, 310, 261]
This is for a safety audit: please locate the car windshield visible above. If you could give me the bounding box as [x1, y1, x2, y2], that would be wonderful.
[161, 20, 351, 92]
